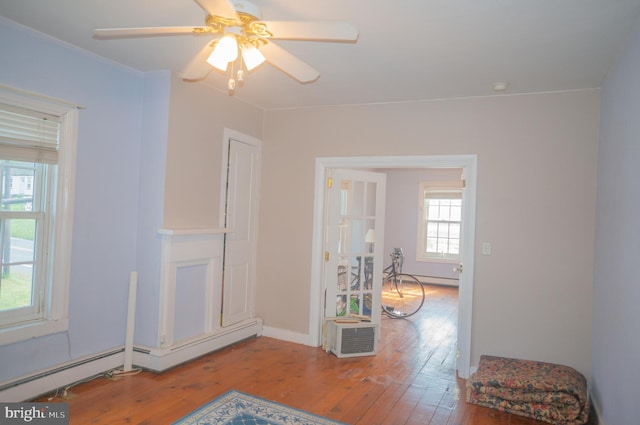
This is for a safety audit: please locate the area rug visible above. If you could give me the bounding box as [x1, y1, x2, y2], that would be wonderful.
[466, 355, 589, 425]
[172, 390, 347, 425]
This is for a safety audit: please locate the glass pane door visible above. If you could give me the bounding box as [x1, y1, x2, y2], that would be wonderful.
[326, 169, 386, 326]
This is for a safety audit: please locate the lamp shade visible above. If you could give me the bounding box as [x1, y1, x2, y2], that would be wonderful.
[207, 34, 238, 71]
[241, 45, 266, 71]
[365, 229, 375, 243]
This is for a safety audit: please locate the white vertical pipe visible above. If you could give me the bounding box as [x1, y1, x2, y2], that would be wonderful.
[123, 271, 138, 372]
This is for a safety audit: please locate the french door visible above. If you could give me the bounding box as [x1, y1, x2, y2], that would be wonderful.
[324, 169, 386, 328]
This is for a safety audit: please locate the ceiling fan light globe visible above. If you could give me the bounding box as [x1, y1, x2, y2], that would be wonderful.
[217, 34, 239, 62]
[207, 50, 229, 71]
[241, 45, 266, 71]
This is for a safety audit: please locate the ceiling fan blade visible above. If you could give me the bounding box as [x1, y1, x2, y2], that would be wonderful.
[181, 41, 217, 81]
[93, 27, 210, 39]
[259, 42, 320, 83]
[257, 21, 358, 42]
[194, 0, 237, 19]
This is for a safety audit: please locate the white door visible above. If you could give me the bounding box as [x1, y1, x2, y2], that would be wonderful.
[324, 169, 386, 328]
[221, 133, 261, 327]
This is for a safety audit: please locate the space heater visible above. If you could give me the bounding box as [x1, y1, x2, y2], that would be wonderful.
[327, 321, 378, 358]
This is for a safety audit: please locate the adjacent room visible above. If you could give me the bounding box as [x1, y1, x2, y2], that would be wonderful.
[1, 1, 639, 424]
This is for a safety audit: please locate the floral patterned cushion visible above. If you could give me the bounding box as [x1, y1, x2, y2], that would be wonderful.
[466, 355, 589, 425]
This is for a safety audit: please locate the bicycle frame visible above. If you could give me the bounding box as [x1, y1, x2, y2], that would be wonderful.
[384, 249, 406, 298]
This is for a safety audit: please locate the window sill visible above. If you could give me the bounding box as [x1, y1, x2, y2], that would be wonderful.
[0, 318, 68, 346]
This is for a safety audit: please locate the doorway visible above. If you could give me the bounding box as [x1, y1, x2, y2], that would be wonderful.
[309, 155, 477, 378]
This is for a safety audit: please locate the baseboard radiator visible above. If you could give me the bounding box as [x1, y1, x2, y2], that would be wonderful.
[0, 348, 124, 402]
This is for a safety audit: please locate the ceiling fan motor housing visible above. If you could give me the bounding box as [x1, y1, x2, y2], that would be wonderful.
[231, 1, 261, 20]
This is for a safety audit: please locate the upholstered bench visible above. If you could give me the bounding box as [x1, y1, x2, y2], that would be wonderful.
[466, 355, 589, 425]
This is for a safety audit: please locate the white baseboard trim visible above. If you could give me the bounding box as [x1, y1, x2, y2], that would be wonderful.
[133, 318, 263, 372]
[261, 325, 312, 346]
[414, 275, 459, 287]
[0, 348, 124, 402]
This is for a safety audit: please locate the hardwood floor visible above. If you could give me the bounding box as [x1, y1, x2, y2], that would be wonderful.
[37, 285, 594, 424]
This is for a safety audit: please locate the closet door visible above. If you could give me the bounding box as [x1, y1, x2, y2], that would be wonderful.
[221, 133, 261, 327]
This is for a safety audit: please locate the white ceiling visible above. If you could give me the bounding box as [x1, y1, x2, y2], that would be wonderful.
[2, 0, 640, 110]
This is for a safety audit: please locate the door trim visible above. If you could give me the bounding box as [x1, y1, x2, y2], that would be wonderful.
[310, 155, 477, 379]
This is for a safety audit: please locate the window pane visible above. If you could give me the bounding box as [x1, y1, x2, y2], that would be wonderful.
[349, 294, 360, 315]
[0, 161, 37, 212]
[340, 189, 349, 216]
[0, 264, 34, 312]
[364, 182, 376, 216]
[449, 239, 460, 255]
[363, 293, 372, 316]
[427, 201, 440, 220]
[449, 223, 461, 239]
[337, 263, 347, 292]
[427, 222, 438, 237]
[437, 222, 449, 238]
[352, 181, 364, 216]
[440, 203, 451, 220]
[338, 218, 349, 254]
[437, 239, 448, 254]
[336, 295, 347, 316]
[6, 219, 36, 262]
[451, 205, 462, 221]
[426, 237, 438, 253]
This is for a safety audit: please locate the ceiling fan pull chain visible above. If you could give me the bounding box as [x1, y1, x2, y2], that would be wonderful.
[227, 61, 236, 92]
[237, 53, 246, 84]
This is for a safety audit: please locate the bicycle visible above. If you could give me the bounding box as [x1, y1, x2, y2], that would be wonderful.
[381, 248, 425, 318]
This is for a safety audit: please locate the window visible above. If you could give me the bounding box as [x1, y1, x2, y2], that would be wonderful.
[417, 181, 463, 262]
[0, 89, 77, 345]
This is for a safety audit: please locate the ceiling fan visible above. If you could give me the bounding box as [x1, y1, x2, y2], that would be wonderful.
[93, 0, 358, 92]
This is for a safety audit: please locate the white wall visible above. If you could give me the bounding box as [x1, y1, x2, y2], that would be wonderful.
[384, 168, 462, 281]
[592, 16, 640, 425]
[163, 74, 264, 229]
[0, 17, 143, 382]
[261, 90, 598, 378]
[133, 71, 171, 348]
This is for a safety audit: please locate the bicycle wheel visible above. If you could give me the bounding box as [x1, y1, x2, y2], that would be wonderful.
[381, 273, 425, 318]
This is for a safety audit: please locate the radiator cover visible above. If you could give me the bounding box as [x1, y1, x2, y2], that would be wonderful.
[327, 321, 378, 358]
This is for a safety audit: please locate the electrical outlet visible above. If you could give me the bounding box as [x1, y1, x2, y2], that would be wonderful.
[482, 242, 491, 255]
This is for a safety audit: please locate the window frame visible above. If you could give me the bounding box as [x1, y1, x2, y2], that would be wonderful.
[416, 181, 463, 263]
[0, 89, 77, 345]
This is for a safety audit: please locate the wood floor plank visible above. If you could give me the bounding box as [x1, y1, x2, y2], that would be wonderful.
[34, 285, 593, 425]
